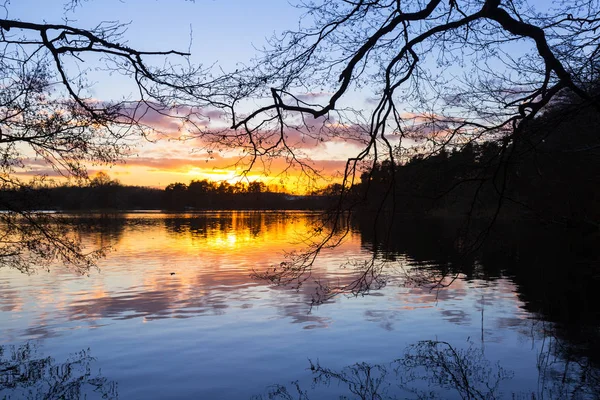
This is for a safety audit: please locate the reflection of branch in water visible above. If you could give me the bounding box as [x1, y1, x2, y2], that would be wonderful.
[0, 343, 117, 400]
[254, 340, 512, 400]
[397, 340, 512, 399]
[254, 254, 391, 306]
[310, 360, 390, 400]
[255, 249, 457, 306]
[252, 210, 374, 303]
[0, 212, 107, 274]
[256, 382, 310, 400]
[256, 334, 600, 400]
[534, 326, 600, 400]
[401, 264, 465, 304]
[402, 264, 460, 290]
[252, 212, 469, 305]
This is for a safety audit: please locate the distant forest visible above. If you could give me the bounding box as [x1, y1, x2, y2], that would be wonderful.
[0, 176, 333, 211]
[349, 87, 600, 230]
[1, 88, 598, 222]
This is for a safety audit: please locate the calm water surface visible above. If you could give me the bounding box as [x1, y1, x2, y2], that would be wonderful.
[1, 211, 598, 399]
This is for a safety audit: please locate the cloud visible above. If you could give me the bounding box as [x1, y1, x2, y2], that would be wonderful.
[293, 91, 334, 102]
[11, 168, 64, 178]
[365, 96, 381, 105]
[123, 153, 350, 178]
[395, 112, 470, 141]
[123, 155, 217, 172]
[116, 102, 229, 139]
[11, 106, 373, 190]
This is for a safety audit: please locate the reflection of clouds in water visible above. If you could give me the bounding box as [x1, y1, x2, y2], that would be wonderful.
[23, 324, 63, 340]
[64, 267, 335, 329]
[440, 309, 470, 326]
[495, 316, 528, 329]
[364, 309, 400, 331]
[282, 305, 331, 329]
[68, 286, 235, 322]
[0, 280, 22, 313]
[70, 217, 523, 332]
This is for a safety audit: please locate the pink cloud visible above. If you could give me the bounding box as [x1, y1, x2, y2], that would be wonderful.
[116, 102, 229, 138]
[123, 153, 349, 178]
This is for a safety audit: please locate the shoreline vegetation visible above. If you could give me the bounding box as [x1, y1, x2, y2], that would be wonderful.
[2, 88, 599, 230]
[0, 179, 335, 212]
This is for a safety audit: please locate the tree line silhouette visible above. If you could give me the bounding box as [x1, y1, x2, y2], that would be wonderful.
[0, 173, 333, 211]
[2, 86, 598, 222]
[346, 86, 600, 231]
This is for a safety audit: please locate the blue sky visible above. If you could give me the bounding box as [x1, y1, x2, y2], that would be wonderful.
[7, 0, 304, 99]
[8, 0, 301, 55]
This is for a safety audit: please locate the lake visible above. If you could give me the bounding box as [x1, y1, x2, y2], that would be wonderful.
[1, 211, 598, 399]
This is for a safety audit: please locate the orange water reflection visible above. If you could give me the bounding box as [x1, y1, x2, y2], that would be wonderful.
[0, 212, 526, 341]
[1, 213, 358, 337]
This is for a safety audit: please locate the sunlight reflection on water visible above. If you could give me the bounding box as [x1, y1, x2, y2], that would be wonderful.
[0, 212, 597, 399]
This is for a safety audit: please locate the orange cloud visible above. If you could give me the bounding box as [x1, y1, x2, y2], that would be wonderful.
[12, 102, 374, 192]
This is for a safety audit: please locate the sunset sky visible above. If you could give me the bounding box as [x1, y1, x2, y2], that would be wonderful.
[6, 0, 551, 192]
[7, 0, 372, 191]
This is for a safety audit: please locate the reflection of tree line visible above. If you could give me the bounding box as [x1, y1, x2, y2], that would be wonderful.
[2, 212, 598, 398]
[164, 213, 251, 237]
[23, 213, 599, 372]
[354, 216, 600, 396]
[253, 337, 599, 400]
[356, 216, 599, 362]
[162, 212, 310, 239]
[251, 215, 599, 398]
[0, 343, 117, 399]
[56, 212, 282, 249]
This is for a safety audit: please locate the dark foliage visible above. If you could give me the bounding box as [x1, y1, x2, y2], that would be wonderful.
[0, 178, 334, 212]
[353, 88, 600, 230]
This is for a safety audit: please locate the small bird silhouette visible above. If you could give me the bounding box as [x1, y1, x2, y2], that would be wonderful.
[170, 272, 176, 276]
